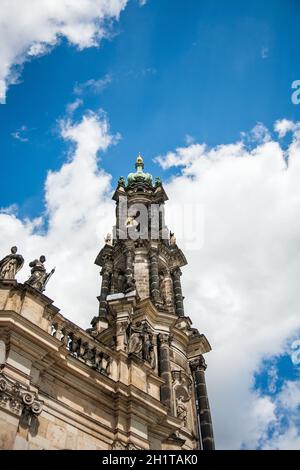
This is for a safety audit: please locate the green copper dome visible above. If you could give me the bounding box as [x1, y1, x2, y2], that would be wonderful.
[127, 153, 153, 187]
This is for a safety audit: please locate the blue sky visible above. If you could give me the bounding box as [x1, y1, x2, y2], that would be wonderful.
[1, 0, 300, 216]
[1, 0, 300, 449]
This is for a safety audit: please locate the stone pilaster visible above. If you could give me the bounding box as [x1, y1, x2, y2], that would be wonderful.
[149, 248, 161, 305]
[158, 334, 173, 414]
[172, 268, 184, 317]
[190, 355, 215, 450]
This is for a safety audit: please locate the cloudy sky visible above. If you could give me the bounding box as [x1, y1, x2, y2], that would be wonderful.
[1, 0, 300, 450]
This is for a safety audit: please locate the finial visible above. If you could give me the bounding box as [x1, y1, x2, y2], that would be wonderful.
[135, 152, 144, 170]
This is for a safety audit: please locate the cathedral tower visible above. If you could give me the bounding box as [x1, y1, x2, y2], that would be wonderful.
[91, 155, 215, 450]
[0, 155, 214, 450]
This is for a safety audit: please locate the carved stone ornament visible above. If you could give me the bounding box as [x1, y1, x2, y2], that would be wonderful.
[127, 321, 143, 356]
[171, 370, 192, 399]
[176, 395, 188, 426]
[0, 371, 43, 417]
[111, 440, 127, 450]
[189, 355, 207, 372]
[127, 442, 141, 450]
[111, 440, 141, 450]
[169, 232, 177, 245]
[168, 431, 186, 446]
[127, 322, 156, 369]
[116, 320, 129, 337]
[104, 233, 113, 246]
[158, 333, 172, 347]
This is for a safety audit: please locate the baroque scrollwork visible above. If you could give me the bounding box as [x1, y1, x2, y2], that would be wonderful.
[0, 371, 43, 418]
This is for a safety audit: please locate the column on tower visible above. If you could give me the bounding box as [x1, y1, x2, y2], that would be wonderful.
[110, 270, 118, 294]
[172, 268, 185, 317]
[98, 262, 112, 318]
[149, 247, 162, 305]
[158, 334, 173, 414]
[190, 355, 215, 450]
[124, 246, 135, 292]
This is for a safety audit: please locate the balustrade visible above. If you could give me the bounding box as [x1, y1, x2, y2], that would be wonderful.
[49, 317, 112, 376]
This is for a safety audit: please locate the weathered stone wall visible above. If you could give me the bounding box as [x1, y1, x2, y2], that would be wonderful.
[0, 278, 211, 451]
[134, 248, 150, 299]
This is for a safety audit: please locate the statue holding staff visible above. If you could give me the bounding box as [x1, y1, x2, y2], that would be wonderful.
[26, 255, 55, 292]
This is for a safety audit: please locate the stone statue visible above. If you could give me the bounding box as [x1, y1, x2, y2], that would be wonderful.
[127, 321, 143, 356]
[0, 246, 24, 280]
[155, 176, 162, 187]
[117, 176, 126, 188]
[176, 396, 187, 426]
[142, 326, 156, 368]
[26, 256, 55, 292]
[159, 273, 173, 309]
[125, 275, 136, 293]
[142, 332, 153, 363]
[127, 322, 156, 368]
[149, 344, 156, 369]
[104, 233, 112, 245]
[170, 232, 176, 245]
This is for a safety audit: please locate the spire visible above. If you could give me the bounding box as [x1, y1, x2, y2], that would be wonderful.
[135, 152, 144, 172]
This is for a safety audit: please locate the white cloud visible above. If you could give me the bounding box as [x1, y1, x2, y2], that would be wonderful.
[240, 122, 272, 145]
[155, 143, 206, 170]
[185, 134, 196, 145]
[156, 122, 300, 448]
[249, 122, 271, 143]
[262, 380, 300, 449]
[0, 0, 127, 103]
[73, 74, 112, 96]
[0, 111, 117, 326]
[11, 124, 29, 142]
[265, 426, 300, 450]
[66, 98, 83, 115]
[3, 116, 300, 449]
[267, 363, 279, 394]
[274, 119, 300, 138]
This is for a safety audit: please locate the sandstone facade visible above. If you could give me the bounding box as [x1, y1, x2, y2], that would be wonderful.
[0, 156, 214, 450]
